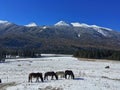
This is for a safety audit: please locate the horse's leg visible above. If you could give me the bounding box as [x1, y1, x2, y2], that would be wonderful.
[72, 73, 75, 79]
[36, 77, 38, 82]
[65, 74, 67, 79]
[60, 74, 62, 78]
[28, 75, 32, 82]
[51, 75, 53, 80]
[63, 74, 65, 78]
[44, 76, 46, 80]
[31, 77, 32, 83]
[44, 74, 47, 80]
[44, 76, 48, 80]
[40, 76, 44, 82]
[55, 74, 58, 80]
[36, 77, 39, 82]
[38, 76, 40, 82]
[47, 76, 48, 80]
[68, 75, 70, 79]
[28, 76, 30, 82]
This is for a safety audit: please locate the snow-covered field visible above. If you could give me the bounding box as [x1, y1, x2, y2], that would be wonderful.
[0, 54, 120, 90]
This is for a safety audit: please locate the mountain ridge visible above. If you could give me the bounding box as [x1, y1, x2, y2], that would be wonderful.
[0, 20, 120, 53]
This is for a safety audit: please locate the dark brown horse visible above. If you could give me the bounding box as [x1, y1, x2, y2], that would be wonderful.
[28, 72, 44, 82]
[65, 70, 75, 79]
[44, 71, 58, 80]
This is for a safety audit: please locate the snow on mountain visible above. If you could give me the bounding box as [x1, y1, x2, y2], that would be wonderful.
[25, 22, 37, 27]
[55, 21, 70, 26]
[43, 26, 47, 29]
[71, 22, 90, 28]
[90, 25, 112, 31]
[71, 22, 112, 30]
[0, 19, 113, 37]
[71, 22, 112, 36]
[77, 34, 81, 38]
[0, 20, 11, 25]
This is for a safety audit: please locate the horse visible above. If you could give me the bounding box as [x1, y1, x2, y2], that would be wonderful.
[28, 72, 44, 83]
[65, 70, 75, 79]
[44, 71, 58, 80]
[56, 71, 65, 78]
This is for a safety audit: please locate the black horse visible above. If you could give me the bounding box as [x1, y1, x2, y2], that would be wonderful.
[28, 72, 44, 82]
[65, 70, 75, 79]
[44, 71, 58, 80]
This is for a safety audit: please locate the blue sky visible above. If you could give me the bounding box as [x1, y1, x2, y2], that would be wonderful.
[0, 0, 120, 31]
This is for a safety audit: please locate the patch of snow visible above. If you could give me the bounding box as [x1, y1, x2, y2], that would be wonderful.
[0, 20, 8, 23]
[25, 22, 37, 27]
[43, 26, 47, 29]
[71, 22, 90, 28]
[78, 34, 81, 37]
[0, 20, 11, 25]
[71, 22, 81, 27]
[71, 22, 112, 31]
[55, 21, 70, 26]
[92, 27, 109, 36]
[71, 22, 112, 36]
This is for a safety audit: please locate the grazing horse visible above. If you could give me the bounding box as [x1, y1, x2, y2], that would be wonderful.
[65, 70, 75, 79]
[44, 71, 58, 80]
[28, 72, 44, 82]
[56, 71, 65, 78]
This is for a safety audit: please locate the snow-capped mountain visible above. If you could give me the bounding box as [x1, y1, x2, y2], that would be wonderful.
[25, 22, 37, 27]
[0, 20, 120, 53]
[54, 21, 70, 26]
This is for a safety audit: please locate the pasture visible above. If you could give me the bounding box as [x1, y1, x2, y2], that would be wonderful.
[0, 54, 120, 90]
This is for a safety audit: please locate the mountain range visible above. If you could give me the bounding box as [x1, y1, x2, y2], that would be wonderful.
[0, 20, 120, 53]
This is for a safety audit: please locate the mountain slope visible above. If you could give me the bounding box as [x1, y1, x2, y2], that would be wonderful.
[0, 20, 120, 53]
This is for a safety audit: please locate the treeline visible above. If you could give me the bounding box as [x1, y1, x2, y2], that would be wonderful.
[73, 48, 120, 60]
[0, 48, 41, 62]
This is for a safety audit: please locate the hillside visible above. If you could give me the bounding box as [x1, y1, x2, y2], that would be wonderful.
[0, 20, 120, 53]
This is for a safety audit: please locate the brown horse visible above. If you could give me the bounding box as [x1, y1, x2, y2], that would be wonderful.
[44, 71, 58, 80]
[28, 72, 44, 82]
[65, 70, 75, 79]
[56, 71, 65, 78]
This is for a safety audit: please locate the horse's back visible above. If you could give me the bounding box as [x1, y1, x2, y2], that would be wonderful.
[45, 71, 55, 75]
[65, 70, 73, 74]
[56, 71, 65, 74]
